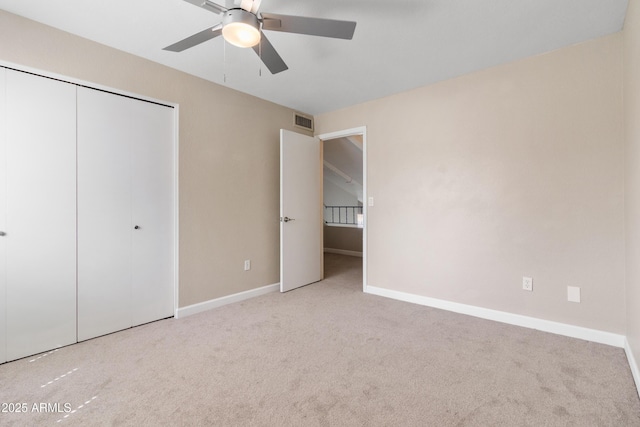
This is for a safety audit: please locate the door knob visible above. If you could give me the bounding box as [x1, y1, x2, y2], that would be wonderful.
[282, 217, 295, 223]
[0, 231, 5, 236]
[134, 225, 140, 230]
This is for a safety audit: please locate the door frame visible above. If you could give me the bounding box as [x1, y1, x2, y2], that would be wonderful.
[317, 126, 367, 291]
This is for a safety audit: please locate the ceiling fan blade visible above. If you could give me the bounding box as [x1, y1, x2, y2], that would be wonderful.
[260, 13, 356, 40]
[182, 0, 227, 14]
[163, 24, 222, 52]
[252, 32, 288, 74]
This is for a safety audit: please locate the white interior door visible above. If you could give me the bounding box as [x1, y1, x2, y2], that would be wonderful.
[280, 129, 322, 292]
[0, 68, 6, 363]
[5, 70, 77, 360]
[77, 87, 133, 341]
[131, 100, 175, 326]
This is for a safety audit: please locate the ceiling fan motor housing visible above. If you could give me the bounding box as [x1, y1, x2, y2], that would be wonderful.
[222, 8, 261, 48]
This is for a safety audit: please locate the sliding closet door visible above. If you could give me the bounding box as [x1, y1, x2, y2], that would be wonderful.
[78, 87, 175, 340]
[131, 101, 175, 326]
[0, 68, 6, 363]
[5, 70, 77, 360]
[77, 87, 133, 341]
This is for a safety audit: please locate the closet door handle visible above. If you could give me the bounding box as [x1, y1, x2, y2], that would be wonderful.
[0, 231, 5, 236]
[134, 225, 140, 230]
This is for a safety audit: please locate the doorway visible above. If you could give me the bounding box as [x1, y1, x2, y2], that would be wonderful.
[318, 127, 367, 291]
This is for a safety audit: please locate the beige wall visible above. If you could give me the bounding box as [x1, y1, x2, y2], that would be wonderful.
[316, 34, 625, 333]
[0, 9, 631, 336]
[324, 226, 363, 253]
[0, 10, 309, 307]
[625, 0, 640, 367]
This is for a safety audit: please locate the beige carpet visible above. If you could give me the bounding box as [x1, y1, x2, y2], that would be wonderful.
[0, 253, 639, 426]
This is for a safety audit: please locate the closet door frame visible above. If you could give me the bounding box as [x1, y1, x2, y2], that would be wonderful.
[0, 68, 6, 364]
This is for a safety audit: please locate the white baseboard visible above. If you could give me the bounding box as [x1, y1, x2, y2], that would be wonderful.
[365, 285, 626, 348]
[625, 338, 640, 397]
[175, 283, 280, 318]
[324, 248, 363, 257]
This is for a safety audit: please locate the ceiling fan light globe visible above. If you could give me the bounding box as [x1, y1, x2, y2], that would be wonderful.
[222, 9, 261, 48]
[223, 22, 260, 47]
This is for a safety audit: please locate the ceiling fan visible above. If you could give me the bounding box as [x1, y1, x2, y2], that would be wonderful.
[163, 0, 357, 74]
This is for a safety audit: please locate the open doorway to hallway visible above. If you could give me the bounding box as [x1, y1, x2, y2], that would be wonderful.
[318, 127, 366, 290]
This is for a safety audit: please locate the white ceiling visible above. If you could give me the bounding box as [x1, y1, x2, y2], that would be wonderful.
[0, 0, 629, 115]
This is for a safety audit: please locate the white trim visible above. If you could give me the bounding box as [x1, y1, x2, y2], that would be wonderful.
[324, 248, 363, 257]
[365, 285, 626, 348]
[625, 338, 640, 397]
[362, 128, 367, 291]
[317, 127, 366, 141]
[317, 126, 368, 292]
[173, 105, 180, 317]
[0, 60, 174, 108]
[175, 283, 280, 318]
[324, 223, 361, 229]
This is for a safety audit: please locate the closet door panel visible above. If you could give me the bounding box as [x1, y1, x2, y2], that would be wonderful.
[5, 70, 77, 360]
[131, 101, 175, 326]
[77, 87, 133, 341]
[0, 68, 6, 363]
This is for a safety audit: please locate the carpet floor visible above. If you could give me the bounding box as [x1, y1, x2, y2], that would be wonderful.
[0, 253, 639, 426]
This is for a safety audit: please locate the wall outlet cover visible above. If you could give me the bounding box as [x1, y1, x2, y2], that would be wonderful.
[568, 286, 581, 303]
[522, 276, 533, 291]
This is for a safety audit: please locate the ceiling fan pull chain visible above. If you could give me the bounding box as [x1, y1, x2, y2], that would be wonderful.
[223, 38, 227, 83]
[259, 39, 262, 77]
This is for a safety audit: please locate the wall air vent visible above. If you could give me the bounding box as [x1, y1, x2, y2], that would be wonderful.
[294, 112, 314, 131]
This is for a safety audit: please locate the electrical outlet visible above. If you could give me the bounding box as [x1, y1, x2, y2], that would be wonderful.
[522, 276, 533, 291]
[244, 260, 251, 271]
